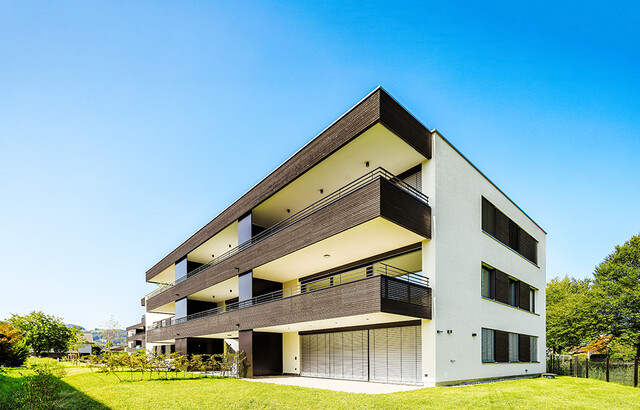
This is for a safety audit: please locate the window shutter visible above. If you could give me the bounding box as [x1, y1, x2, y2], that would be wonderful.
[530, 336, 538, 362]
[494, 210, 510, 244]
[509, 220, 519, 250]
[519, 282, 531, 311]
[494, 331, 509, 363]
[482, 198, 495, 235]
[518, 229, 537, 264]
[494, 271, 510, 304]
[519, 334, 531, 362]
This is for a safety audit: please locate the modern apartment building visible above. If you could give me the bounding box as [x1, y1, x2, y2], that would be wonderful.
[134, 88, 546, 386]
[125, 317, 146, 354]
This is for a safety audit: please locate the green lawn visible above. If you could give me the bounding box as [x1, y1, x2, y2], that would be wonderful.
[2, 363, 640, 409]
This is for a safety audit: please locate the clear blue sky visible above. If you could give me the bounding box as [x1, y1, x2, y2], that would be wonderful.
[1, 1, 638, 329]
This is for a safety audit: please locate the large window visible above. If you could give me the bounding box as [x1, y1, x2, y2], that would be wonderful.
[482, 328, 538, 363]
[482, 197, 538, 264]
[481, 265, 536, 313]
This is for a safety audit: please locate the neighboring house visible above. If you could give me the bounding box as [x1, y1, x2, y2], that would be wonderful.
[136, 88, 546, 386]
[68, 332, 95, 356]
[125, 317, 146, 354]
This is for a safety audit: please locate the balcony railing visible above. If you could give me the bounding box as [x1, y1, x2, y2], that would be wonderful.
[150, 262, 429, 330]
[148, 167, 428, 298]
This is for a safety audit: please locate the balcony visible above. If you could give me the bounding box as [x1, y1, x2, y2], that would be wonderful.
[146, 167, 430, 311]
[147, 263, 431, 342]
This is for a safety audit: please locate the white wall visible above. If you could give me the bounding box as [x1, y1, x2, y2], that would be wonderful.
[422, 131, 546, 385]
[282, 332, 300, 374]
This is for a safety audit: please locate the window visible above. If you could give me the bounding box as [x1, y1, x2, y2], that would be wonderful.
[481, 265, 535, 313]
[398, 165, 422, 192]
[482, 329, 495, 362]
[509, 280, 518, 306]
[481, 267, 492, 298]
[482, 197, 538, 264]
[509, 333, 519, 362]
[482, 328, 536, 363]
[530, 336, 538, 362]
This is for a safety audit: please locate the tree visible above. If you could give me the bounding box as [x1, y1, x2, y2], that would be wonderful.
[591, 233, 640, 358]
[546, 276, 601, 352]
[101, 316, 123, 351]
[0, 322, 28, 367]
[8, 311, 74, 356]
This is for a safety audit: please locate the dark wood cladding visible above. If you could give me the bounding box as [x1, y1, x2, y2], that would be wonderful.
[147, 275, 431, 343]
[379, 91, 431, 159]
[147, 178, 431, 311]
[379, 179, 431, 238]
[146, 88, 432, 281]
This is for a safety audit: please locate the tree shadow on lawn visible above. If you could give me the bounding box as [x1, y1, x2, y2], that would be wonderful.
[0, 372, 109, 410]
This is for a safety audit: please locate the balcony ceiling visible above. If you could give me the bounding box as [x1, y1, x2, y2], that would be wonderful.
[252, 123, 426, 228]
[188, 221, 239, 265]
[188, 276, 239, 302]
[149, 264, 175, 284]
[149, 301, 175, 315]
[253, 217, 426, 283]
[257, 312, 421, 334]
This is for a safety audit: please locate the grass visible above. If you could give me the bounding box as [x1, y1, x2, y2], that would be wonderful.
[2, 360, 640, 409]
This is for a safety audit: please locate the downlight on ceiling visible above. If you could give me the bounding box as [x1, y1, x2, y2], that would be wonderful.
[324, 254, 331, 259]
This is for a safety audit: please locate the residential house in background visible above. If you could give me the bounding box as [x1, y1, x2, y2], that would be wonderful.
[129, 88, 546, 386]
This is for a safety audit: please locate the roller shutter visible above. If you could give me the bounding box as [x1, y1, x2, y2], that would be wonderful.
[300, 325, 421, 385]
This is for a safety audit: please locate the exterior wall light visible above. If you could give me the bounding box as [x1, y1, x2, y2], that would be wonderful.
[324, 254, 331, 258]
[319, 189, 324, 194]
[366, 161, 370, 167]
[447, 330, 453, 334]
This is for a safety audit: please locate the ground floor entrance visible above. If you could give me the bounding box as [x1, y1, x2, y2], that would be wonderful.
[300, 323, 422, 385]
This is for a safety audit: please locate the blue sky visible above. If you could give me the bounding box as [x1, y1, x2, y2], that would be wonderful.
[1, 1, 638, 329]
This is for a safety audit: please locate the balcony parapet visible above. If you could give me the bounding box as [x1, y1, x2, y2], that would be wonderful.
[150, 262, 429, 331]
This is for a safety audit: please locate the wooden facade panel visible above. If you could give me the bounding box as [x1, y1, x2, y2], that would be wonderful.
[147, 89, 432, 281]
[379, 90, 431, 159]
[379, 179, 431, 238]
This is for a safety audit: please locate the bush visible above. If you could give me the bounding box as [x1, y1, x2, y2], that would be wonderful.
[14, 361, 67, 409]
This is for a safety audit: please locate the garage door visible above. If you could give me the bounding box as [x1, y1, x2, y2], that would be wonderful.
[300, 324, 421, 385]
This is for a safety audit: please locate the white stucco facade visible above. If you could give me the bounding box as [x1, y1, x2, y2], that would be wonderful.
[421, 131, 546, 386]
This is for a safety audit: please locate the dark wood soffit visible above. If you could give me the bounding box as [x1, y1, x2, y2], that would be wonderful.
[147, 88, 432, 280]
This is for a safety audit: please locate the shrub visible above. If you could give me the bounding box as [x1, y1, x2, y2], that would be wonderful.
[0, 323, 28, 368]
[14, 361, 67, 409]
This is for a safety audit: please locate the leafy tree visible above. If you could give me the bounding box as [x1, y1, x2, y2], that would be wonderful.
[8, 311, 73, 356]
[66, 327, 88, 353]
[591, 233, 640, 358]
[0, 322, 28, 367]
[101, 316, 124, 351]
[546, 276, 601, 352]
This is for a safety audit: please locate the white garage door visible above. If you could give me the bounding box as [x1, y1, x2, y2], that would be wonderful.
[300, 324, 421, 385]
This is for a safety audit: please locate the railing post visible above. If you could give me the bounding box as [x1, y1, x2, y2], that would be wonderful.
[606, 356, 610, 382]
[573, 356, 578, 378]
[634, 356, 638, 388]
[585, 357, 588, 379]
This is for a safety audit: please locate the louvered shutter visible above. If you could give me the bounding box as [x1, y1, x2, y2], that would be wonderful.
[494, 331, 509, 363]
[519, 282, 531, 311]
[519, 334, 531, 362]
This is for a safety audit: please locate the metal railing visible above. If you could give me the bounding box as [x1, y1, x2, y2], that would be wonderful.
[150, 262, 429, 330]
[149, 166, 429, 297]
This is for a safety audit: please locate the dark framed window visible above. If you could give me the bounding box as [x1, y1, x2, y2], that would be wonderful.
[482, 197, 538, 265]
[482, 328, 537, 364]
[481, 265, 536, 313]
